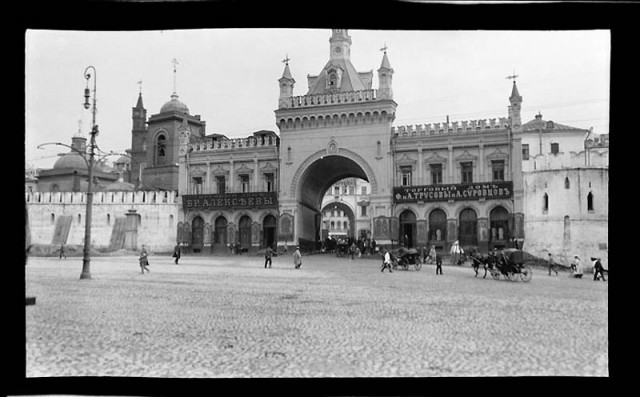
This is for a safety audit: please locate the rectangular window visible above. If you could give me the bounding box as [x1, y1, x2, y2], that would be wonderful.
[361, 186, 367, 195]
[430, 164, 443, 185]
[264, 173, 275, 192]
[192, 177, 203, 194]
[216, 176, 226, 194]
[522, 144, 530, 160]
[401, 166, 412, 186]
[349, 186, 355, 195]
[240, 174, 250, 193]
[461, 162, 473, 184]
[361, 205, 367, 217]
[492, 160, 505, 181]
[334, 186, 340, 196]
[551, 142, 559, 155]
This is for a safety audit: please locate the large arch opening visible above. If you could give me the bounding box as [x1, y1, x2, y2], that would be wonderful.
[321, 201, 356, 240]
[295, 154, 370, 245]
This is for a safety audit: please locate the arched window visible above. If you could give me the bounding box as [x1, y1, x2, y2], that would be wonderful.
[587, 192, 594, 211]
[107, 214, 111, 225]
[564, 177, 570, 189]
[51, 213, 56, 225]
[78, 214, 82, 224]
[543, 193, 549, 212]
[156, 134, 167, 165]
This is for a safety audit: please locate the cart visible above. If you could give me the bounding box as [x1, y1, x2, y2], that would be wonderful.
[390, 247, 422, 271]
[489, 248, 532, 282]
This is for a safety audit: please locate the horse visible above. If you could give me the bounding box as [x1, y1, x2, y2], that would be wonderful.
[468, 249, 496, 278]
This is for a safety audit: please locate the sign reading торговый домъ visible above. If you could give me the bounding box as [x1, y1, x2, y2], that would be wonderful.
[393, 181, 513, 203]
[182, 192, 278, 210]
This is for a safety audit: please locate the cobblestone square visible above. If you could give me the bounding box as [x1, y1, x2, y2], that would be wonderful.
[25, 254, 608, 378]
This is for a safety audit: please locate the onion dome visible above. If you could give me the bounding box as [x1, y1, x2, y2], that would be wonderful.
[53, 152, 88, 170]
[160, 93, 189, 114]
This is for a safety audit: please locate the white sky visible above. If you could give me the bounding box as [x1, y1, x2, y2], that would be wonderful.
[25, 28, 610, 169]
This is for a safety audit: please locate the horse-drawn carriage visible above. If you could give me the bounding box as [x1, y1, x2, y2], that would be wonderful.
[389, 247, 422, 271]
[469, 248, 532, 282]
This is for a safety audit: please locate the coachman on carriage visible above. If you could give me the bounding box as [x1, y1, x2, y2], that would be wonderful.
[469, 248, 532, 282]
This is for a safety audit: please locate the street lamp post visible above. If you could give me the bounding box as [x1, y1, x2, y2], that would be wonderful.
[81, 66, 98, 280]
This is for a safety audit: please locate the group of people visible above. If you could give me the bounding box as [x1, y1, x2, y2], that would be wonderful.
[545, 253, 606, 281]
[264, 245, 302, 269]
[324, 236, 377, 257]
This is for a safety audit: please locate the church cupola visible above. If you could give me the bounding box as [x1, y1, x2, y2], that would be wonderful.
[329, 29, 352, 61]
[377, 45, 394, 100]
[278, 55, 296, 108]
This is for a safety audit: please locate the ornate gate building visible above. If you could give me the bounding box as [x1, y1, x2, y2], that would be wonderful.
[174, 29, 525, 253]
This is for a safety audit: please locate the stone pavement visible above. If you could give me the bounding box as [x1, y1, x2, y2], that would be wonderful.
[24, 253, 608, 378]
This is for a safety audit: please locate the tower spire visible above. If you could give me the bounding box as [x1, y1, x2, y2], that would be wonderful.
[377, 44, 394, 100]
[171, 58, 179, 99]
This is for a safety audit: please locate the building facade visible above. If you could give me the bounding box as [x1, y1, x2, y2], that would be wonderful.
[520, 114, 609, 265]
[26, 29, 607, 259]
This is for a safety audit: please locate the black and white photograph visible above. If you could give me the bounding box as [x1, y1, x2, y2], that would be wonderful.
[18, 1, 619, 394]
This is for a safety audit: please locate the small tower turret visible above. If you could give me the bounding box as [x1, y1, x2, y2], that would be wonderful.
[377, 45, 394, 100]
[508, 77, 523, 129]
[278, 55, 295, 109]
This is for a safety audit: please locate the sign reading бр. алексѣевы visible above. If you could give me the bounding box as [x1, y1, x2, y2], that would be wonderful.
[182, 192, 278, 210]
[393, 181, 513, 203]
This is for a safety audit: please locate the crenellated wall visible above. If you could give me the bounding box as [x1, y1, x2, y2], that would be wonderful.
[25, 191, 181, 253]
[280, 89, 378, 109]
[392, 117, 511, 137]
[522, 149, 609, 172]
[188, 136, 279, 152]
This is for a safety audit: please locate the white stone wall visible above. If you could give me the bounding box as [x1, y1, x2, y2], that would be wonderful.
[26, 191, 180, 253]
[522, 167, 608, 266]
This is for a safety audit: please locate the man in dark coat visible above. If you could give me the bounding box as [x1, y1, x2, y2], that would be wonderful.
[173, 244, 181, 265]
[265, 246, 273, 268]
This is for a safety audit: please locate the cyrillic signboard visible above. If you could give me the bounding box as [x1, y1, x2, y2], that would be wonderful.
[182, 192, 278, 210]
[393, 181, 513, 203]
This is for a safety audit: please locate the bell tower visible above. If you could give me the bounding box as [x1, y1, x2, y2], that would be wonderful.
[329, 29, 352, 61]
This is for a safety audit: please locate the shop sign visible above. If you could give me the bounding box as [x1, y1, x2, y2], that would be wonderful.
[183, 192, 278, 210]
[393, 181, 513, 203]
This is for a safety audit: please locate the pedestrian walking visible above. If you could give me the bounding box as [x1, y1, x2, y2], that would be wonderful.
[435, 253, 443, 275]
[173, 243, 181, 265]
[592, 257, 607, 281]
[381, 248, 393, 273]
[349, 242, 356, 260]
[429, 245, 437, 264]
[139, 244, 150, 274]
[450, 240, 462, 265]
[293, 246, 302, 269]
[547, 252, 558, 275]
[571, 255, 583, 279]
[265, 246, 273, 268]
[59, 242, 66, 260]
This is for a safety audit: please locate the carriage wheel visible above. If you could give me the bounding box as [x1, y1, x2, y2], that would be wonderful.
[402, 261, 409, 270]
[491, 269, 502, 280]
[520, 265, 533, 283]
[415, 258, 422, 271]
[507, 270, 519, 282]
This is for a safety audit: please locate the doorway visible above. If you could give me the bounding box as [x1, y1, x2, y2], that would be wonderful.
[192, 216, 204, 253]
[263, 215, 277, 249]
[399, 210, 417, 248]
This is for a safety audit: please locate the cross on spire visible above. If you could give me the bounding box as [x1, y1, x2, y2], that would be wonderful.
[137, 80, 143, 94]
[380, 43, 388, 53]
[506, 70, 519, 82]
[282, 54, 290, 64]
[171, 58, 179, 96]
